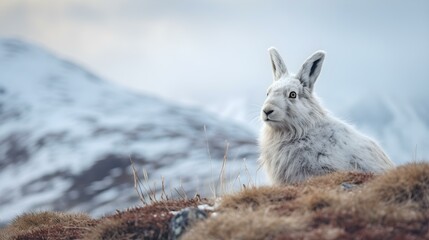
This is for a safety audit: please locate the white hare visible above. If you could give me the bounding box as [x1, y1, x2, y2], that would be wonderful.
[259, 48, 394, 185]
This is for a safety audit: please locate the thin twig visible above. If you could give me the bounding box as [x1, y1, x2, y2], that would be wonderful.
[204, 125, 216, 199]
[130, 156, 147, 205]
[219, 140, 229, 195]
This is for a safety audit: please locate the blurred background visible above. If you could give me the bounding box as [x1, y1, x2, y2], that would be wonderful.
[0, 0, 428, 225]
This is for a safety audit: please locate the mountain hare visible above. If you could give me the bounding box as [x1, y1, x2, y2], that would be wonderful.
[259, 48, 394, 185]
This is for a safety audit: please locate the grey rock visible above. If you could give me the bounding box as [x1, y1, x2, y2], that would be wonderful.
[169, 207, 207, 240]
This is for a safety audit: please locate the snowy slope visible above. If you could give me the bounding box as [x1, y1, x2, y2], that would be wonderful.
[0, 39, 261, 224]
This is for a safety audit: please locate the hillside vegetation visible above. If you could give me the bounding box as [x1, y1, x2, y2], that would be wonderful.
[1, 162, 429, 240]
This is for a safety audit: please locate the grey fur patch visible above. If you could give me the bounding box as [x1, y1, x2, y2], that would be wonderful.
[328, 130, 335, 143]
[321, 165, 335, 173]
[350, 155, 364, 171]
[317, 152, 328, 162]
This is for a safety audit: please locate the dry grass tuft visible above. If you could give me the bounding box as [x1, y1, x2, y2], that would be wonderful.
[364, 162, 429, 208]
[219, 186, 298, 211]
[14, 223, 96, 240]
[299, 188, 342, 212]
[309, 203, 429, 239]
[83, 197, 211, 240]
[2, 211, 95, 240]
[9, 211, 92, 232]
[84, 212, 171, 240]
[181, 209, 308, 240]
[302, 163, 429, 239]
[304, 171, 374, 189]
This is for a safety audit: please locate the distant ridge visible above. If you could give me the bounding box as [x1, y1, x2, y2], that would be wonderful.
[0, 38, 260, 225]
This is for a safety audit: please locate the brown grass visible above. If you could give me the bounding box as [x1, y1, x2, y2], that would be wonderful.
[219, 185, 298, 211]
[182, 209, 308, 240]
[303, 171, 375, 188]
[2, 212, 96, 240]
[183, 163, 429, 240]
[364, 162, 429, 208]
[3, 162, 429, 240]
[9, 211, 92, 232]
[1, 198, 210, 240]
[83, 198, 211, 240]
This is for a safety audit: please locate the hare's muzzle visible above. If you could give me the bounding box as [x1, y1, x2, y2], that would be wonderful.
[262, 108, 275, 121]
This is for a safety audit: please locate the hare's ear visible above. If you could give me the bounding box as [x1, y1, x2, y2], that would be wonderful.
[268, 47, 288, 81]
[297, 51, 325, 91]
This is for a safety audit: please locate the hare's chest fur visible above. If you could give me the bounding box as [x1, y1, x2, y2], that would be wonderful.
[259, 119, 393, 185]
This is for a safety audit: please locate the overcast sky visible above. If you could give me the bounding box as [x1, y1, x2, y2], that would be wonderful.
[1, 0, 428, 127]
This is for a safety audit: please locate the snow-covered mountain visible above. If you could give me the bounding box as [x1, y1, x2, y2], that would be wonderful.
[0, 39, 261, 224]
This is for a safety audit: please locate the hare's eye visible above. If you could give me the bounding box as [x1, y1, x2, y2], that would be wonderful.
[289, 91, 297, 98]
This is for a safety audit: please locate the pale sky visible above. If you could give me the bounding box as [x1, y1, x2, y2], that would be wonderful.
[1, 0, 429, 127]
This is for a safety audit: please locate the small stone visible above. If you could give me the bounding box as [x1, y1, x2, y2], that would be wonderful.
[341, 182, 358, 191]
[169, 207, 207, 240]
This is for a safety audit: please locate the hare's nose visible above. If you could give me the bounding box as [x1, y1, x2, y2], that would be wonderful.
[264, 109, 274, 116]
